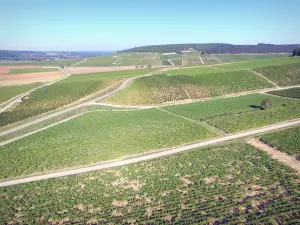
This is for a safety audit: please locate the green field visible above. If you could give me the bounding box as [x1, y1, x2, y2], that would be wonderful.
[207, 100, 300, 133]
[162, 94, 291, 121]
[7, 68, 58, 74]
[76, 55, 116, 67]
[0, 84, 41, 103]
[106, 70, 274, 105]
[259, 126, 300, 157]
[214, 57, 300, 71]
[0, 59, 82, 67]
[217, 54, 289, 63]
[0, 109, 216, 179]
[252, 62, 300, 86]
[0, 69, 156, 127]
[269, 87, 300, 99]
[166, 67, 225, 76]
[1, 143, 299, 224]
[201, 55, 220, 64]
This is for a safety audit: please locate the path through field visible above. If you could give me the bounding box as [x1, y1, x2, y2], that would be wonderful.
[248, 138, 300, 174]
[70, 58, 87, 66]
[168, 59, 175, 66]
[248, 69, 279, 88]
[1, 119, 300, 187]
[199, 55, 204, 64]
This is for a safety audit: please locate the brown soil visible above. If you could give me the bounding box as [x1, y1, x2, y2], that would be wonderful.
[248, 138, 300, 174]
[0, 71, 65, 86]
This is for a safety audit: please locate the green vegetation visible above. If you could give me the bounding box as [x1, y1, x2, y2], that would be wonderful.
[253, 63, 300, 86]
[214, 57, 300, 71]
[269, 87, 300, 99]
[1, 142, 299, 224]
[217, 54, 288, 63]
[259, 126, 300, 157]
[162, 94, 290, 121]
[106, 70, 274, 105]
[0, 59, 82, 66]
[167, 67, 219, 76]
[0, 109, 216, 179]
[0, 69, 156, 127]
[7, 68, 58, 74]
[207, 100, 300, 133]
[0, 84, 40, 103]
[293, 47, 300, 56]
[76, 55, 116, 67]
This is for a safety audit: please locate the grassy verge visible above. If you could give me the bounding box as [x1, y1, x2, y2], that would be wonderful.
[0, 142, 299, 224]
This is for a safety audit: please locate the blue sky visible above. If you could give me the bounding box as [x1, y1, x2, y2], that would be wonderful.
[1, 0, 299, 51]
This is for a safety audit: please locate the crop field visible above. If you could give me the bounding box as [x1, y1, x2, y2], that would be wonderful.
[0, 69, 156, 127]
[252, 62, 300, 86]
[7, 68, 58, 74]
[76, 55, 117, 67]
[162, 94, 291, 121]
[207, 100, 300, 133]
[0, 83, 40, 103]
[0, 59, 82, 67]
[217, 54, 289, 63]
[0, 109, 216, 179]
[106, 70, 274, 105]
[171, 59, 183, 66]
[1, 142, 299, 224]
[201, 55, 220, 64]
[166, 67, 224, 76]
[259, 126, 300, 157]
[134, 55, 162, 67]
[214, 57, 300, 71]
[269, 87, 300, 99]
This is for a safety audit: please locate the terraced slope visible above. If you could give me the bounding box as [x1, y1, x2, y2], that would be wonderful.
[252, 63, 300, 86]
[106, 70, 274, 105]
[1, 143, 299, 224]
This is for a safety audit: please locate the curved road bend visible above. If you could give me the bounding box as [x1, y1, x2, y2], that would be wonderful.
[0, 70, 158, 137]
[1, 118, 300, 187]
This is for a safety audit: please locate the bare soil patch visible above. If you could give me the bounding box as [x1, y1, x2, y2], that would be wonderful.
[0, 71, 65, 86]
[248, 138, 300, 174]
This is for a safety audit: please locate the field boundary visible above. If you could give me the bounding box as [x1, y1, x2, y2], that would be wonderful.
[1, 118, 300, 187]
[248, 69, 279, 88]
[248, 138, 300, 174]
[70, 58, 87, 66]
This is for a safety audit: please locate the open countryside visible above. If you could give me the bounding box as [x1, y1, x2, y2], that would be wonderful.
[0, 0, 300, 224]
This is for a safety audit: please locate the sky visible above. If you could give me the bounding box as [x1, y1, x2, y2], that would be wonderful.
[0, 0, 299, 51]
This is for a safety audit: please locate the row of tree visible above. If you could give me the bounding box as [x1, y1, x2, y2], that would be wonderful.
[120, 43, 299, 54]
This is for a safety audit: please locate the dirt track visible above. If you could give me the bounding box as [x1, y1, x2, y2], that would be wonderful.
[1, 119, 300, 187]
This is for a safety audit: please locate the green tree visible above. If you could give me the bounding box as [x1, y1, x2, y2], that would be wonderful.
[293, 47, 300, 56]
[261, 98, 273, 109]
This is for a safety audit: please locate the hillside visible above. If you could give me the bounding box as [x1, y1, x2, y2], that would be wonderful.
[120, 43, 299, 54]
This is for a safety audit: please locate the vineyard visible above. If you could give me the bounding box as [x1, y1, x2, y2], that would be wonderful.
[252, 62, 300, 86]
[207, 100, 300, 133]
[268, 87, 300, 99]
[0, 109, 216, 179]
[0, 83, 40, 103]
[214, 57, 300, 71]
[0, 69, 155, 127]
[259, 126, 300, 158]
[216, 54, 288, 63]
[1, 142, 299, 224]
[0, 59, 82, 67]
[162, 94, 291, 121]
[166, 67, 219, 76]
[8, 68, 58, 74]
[106, 70, 273, 105]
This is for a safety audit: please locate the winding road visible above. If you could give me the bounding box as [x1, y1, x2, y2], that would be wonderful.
[1, 118, 300, 187]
